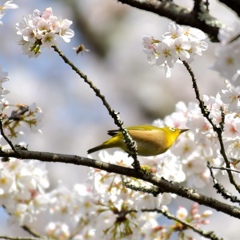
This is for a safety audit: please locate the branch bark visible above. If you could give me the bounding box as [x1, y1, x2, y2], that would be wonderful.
[117, 0, 223, 41]
[2, 149, 240, 219]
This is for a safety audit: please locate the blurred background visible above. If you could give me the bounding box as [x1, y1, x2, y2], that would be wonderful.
[0, 0, 239, 238]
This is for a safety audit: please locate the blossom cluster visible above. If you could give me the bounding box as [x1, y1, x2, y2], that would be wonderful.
[44, 178, 159, 240]
[0, 66, 43, 145]
[0, 0, 18, 26]
[0, 156, 88, 236]
[143, 22, 207, 77]
[16, 7, 74, 57]
[0, 158, 49, 225]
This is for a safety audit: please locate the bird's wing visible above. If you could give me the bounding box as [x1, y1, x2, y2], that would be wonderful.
[107, 125, 161, 136]
[127, 125, 161, 131]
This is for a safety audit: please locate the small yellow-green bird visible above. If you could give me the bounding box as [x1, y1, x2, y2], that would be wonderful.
[87, 125, 188, 156]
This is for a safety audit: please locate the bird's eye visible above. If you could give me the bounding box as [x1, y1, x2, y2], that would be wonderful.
[169, 127, 176, 132]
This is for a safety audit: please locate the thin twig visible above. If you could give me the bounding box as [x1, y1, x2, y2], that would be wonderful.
[2, 205, 41, 238]
[207, 162, 240, 203]
[211, 166, 240, 174]
[0, 119, 19, 155]
[0, 237, 40, 240]
[192, 0, 203, 13]
[21, 226, 41, 238]
[204, 0, 210, 12]
[192, 0, 209, 14]
[182, 60, 240, 194]
[52, 45, 141, 171]
[142, 208, 223, 240]
[8, 105, 29, 121]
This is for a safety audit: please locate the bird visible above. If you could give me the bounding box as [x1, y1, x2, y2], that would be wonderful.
[87, 125, 188, 156]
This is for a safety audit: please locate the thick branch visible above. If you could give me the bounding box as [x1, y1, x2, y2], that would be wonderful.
[117, 0, 223, 41]
[1, 149, 240, 219]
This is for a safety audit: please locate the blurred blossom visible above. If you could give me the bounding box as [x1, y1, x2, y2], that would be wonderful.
[212, 22, 240, 84]
[202, 210, 213, 218]
[0, 158, 49, 225]
[0, 65, 9, 101]
[211, 42, 240, 82]
[223, 113, 240, 139]
[0, 0, 18, 26]
[176, 206, 188, 219]
[45, 222, 71, 240]
[218, 21, 240, 45]
[220, 80, 240, 112]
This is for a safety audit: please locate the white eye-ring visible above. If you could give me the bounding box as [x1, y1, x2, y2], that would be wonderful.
[169, 127, 176, 132]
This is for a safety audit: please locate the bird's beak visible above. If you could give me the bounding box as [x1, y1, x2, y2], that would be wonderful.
[180, 129, 189, 133]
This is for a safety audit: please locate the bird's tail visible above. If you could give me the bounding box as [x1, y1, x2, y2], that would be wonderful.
[87, 136, 121, 154]
[87, 144, 106, 154]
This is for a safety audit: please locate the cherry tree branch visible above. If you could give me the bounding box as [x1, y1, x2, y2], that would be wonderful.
[117, 0, 223, 41]
[1, 149, 240, 219]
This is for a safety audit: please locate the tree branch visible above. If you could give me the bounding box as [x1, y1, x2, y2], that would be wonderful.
[0, 119, 18, 154]
[0, 237, 39, 240]
[207, 161, 240, 203]
[21, 226, 40, 238]
[143, 208, 223, 240]
[117, 0, 223, 41]
[1, 149, 240, 219]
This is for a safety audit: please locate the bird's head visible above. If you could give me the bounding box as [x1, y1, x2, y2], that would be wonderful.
[163, 126, 188, 146]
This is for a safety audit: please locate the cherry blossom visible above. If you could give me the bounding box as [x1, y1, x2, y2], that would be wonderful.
[16, 7, 74, 57]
